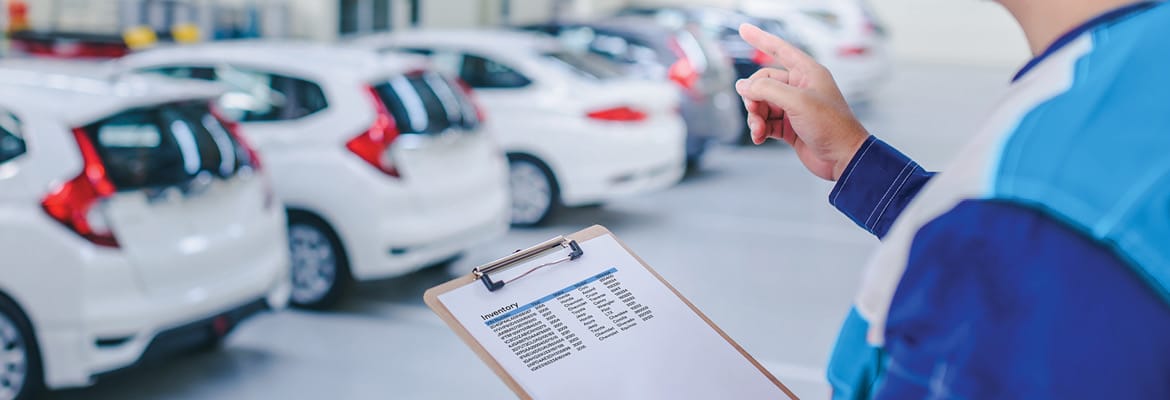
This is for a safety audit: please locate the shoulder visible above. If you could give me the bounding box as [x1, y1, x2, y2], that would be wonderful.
[983, 4, 1170, 269]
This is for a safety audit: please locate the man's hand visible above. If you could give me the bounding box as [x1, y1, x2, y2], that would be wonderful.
[736, 23, 870, 181]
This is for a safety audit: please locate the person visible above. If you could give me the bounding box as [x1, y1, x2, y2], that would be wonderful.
[734, 0, 1170, 398]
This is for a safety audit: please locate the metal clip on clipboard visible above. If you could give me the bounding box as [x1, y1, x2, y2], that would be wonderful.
[472, 236, 584, 292]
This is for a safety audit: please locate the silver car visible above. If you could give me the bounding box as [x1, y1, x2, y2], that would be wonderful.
[521, 17, 743, 167]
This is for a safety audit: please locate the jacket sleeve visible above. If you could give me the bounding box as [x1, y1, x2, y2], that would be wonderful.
[874, 200, 1170, 400]
[829, 136, 935, 239]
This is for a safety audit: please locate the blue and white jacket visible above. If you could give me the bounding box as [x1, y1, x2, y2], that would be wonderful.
[826, 2, 1170, 398]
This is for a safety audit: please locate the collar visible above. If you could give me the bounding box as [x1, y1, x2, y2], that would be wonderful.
[1012, 1, 1161, 82]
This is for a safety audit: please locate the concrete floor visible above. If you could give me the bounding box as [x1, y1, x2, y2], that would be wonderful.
[53, 62, 1016, 400]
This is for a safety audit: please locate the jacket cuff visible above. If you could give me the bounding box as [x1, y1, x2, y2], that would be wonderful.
[829, 136, 931, 238]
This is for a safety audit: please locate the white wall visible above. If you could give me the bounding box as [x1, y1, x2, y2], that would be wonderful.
[870, 0, 1029, 67]
[11, 0, 1031, 67]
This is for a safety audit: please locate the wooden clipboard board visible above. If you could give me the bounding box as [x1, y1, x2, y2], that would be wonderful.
[424, 225, 797, 399]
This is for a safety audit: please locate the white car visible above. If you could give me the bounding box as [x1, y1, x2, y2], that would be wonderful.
[351, 30, 688, 226]
[742, 0, 891, 102]
[118, 42, 511, 308]
[0, 65, 290, 398]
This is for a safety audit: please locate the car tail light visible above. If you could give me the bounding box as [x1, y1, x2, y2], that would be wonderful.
[667, 38, 700, 92]
[587, 106, 647, 123]
[838, 46, 869, 57]
[209, 104, 262, 171]
[751, 49, 774, 66]
[41, 128, 119, 248]
[453, 77, 487, 124]
[668, 58, 699, 91]
[346, 85, 401, 178]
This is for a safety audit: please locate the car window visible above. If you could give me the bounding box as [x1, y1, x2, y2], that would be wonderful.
[460, 54, 531, 89]
[687, 25, 732, 78]
[422, 72, 480, 129]
[142, 66, 216, 81]
[0, 111, 26, 164]
[373, 71, 479, 134]
[165, 103, 256, 177]
[84, 108, 189, 190]
[213, 66, 328, 122]
[175, 102, 258, 172]
[394, 47, 433, 56]
[578, 31, 659, 66]
[673, 29, 710, 73]
[82, 102, 254, 190]
[541, 51, 623, 80]
[424, 49, 464, 77]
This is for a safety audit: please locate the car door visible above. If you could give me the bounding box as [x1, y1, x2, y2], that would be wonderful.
[448, 52, 545, 151]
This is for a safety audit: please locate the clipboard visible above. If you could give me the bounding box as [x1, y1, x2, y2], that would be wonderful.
[424, 225, 798, 399]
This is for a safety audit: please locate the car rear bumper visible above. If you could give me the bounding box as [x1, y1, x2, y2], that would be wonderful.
[561, 160, 685, 206]
[352, 201, 511, 281]
[555, 115, 687, 206]
[90, 298, 269, 381]
[36, 241, 289, 389]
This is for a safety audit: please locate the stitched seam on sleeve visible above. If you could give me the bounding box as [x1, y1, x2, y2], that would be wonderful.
[866, 160, 913, 228]
[872, 162, 919, 230]
[831, 137, 876, 205]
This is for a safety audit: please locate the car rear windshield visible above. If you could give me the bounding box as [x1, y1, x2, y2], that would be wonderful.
[372, 71, 479, 135]
[674, 28, 712, 73]
[541, 51, 624, 80]
[81, 101, 257, 191]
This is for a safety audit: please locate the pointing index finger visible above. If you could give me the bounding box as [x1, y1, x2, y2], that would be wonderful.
[739, 23, 814, 71]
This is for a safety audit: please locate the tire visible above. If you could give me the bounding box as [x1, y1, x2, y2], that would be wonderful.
[0, 297, 41, 400]
[287, 213, 351, 310]
[507, 155, 559, 227]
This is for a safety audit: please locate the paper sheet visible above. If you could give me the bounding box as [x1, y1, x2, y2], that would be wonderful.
[438, 234, 785, 399]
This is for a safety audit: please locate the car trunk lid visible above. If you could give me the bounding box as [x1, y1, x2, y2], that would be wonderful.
[82, 100, 271, 295]
[369, 71, 504, 214]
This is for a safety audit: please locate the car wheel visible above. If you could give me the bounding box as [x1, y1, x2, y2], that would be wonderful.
[508, 156, 558, 227]
[287, 215, 350, 310]
[0, 299, 40, 400]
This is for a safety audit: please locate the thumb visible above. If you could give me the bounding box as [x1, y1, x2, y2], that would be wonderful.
[737, 77, 803, 113]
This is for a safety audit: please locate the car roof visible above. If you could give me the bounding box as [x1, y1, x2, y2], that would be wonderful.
[356, 29, 562, 56]
[0, 60, 225, 126]
[618, 6, 773, 32]
[119, 40, 431, 80]
[527, 17, 678, 44]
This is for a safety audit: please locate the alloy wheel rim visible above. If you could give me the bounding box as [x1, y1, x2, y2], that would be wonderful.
[0, 312, 27, 400]
[510, 162, 552, 224]
[288, 224, 337, 305]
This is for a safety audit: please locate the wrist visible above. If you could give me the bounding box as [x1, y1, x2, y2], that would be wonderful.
[831, 134, 870, 181]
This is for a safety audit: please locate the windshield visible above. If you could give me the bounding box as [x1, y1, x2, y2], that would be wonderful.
[542, 51, 624, 80]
